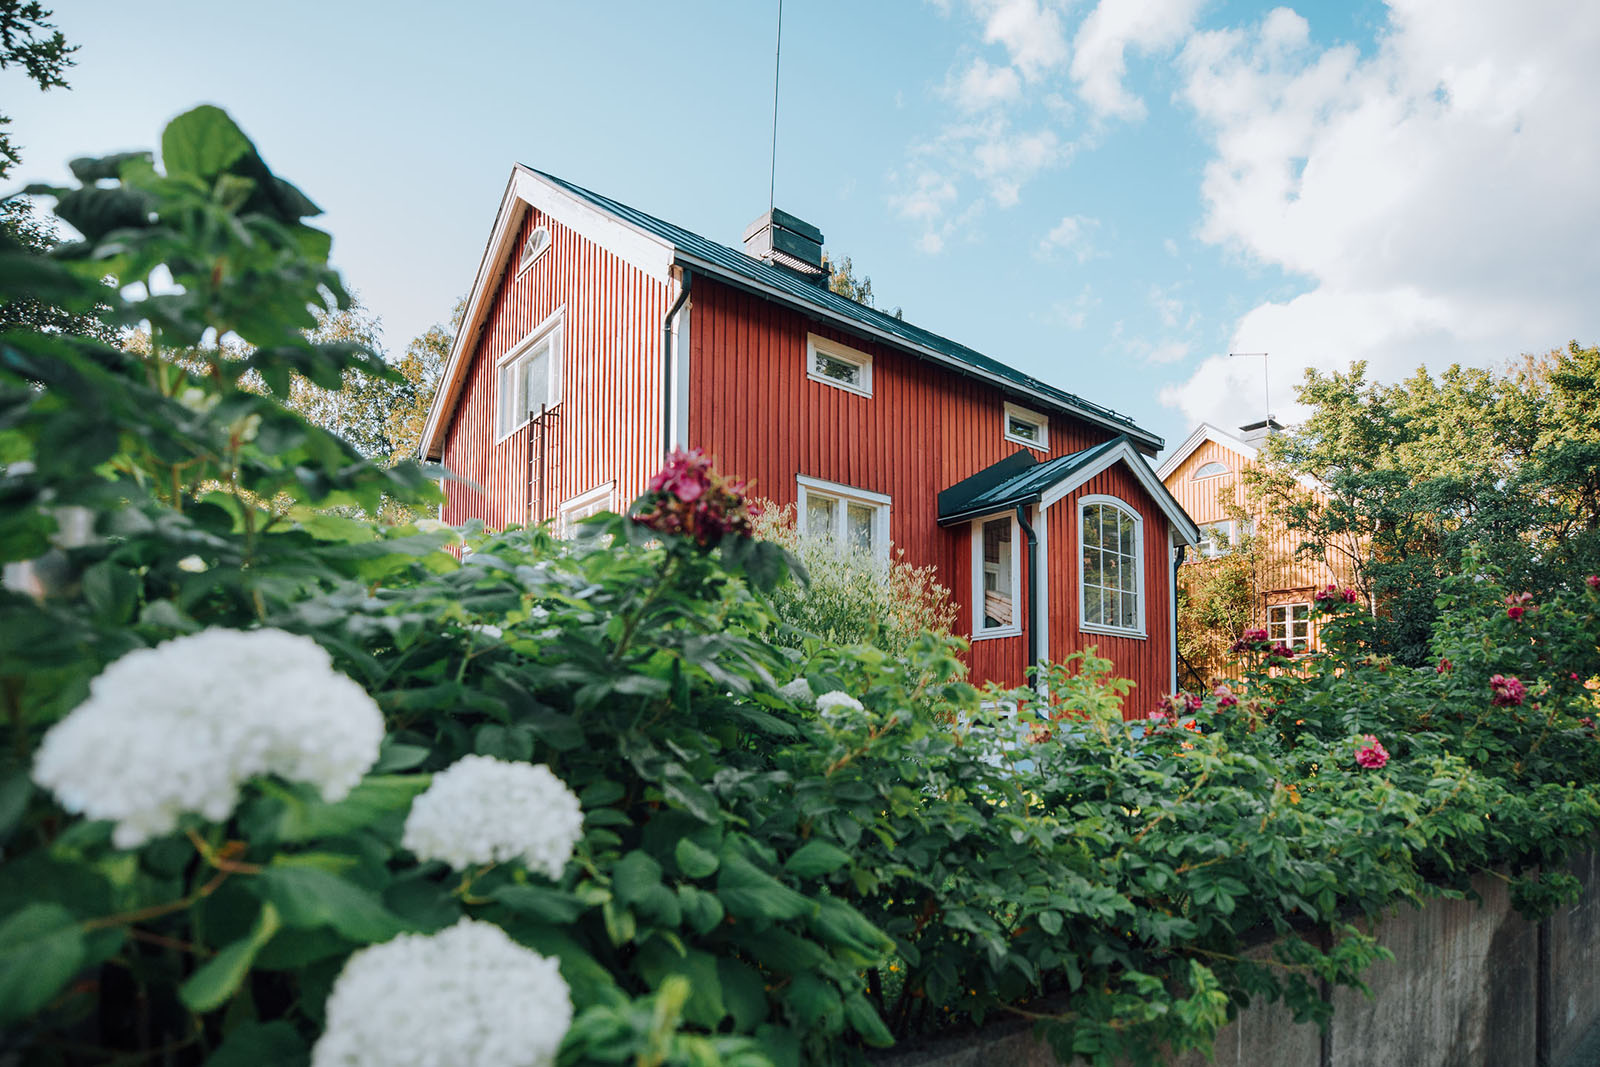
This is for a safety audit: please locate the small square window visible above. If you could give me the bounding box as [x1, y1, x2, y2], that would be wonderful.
[807, 335, 872, 397]
[1268, 603, 1312, 650]
[1003, 402, 1048, 450]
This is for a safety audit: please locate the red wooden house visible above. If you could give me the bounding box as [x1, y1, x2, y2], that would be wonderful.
[419, 166, 1200, 709]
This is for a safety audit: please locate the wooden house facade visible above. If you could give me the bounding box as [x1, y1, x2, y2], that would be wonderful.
[420, 166, 1200, 711]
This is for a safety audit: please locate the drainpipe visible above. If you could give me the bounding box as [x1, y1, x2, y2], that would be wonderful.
[661, 268, 694, 462]
[1171, 542, 1186, 693]
[1015, 503, 1040, 684]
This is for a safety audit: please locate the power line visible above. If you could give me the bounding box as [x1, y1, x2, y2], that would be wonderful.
[768, 0, 783, 215]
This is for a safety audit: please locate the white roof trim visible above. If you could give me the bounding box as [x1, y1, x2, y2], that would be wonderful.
[419, 167, 676, 460]
[1154, 423, 1260, 481]
[1037, 439, 1201, 545]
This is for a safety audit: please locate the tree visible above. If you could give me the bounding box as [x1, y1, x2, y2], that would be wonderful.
[823, 251, 902, 319]
[0, 1, 76, 178]
[1245, 348, 1600, 663]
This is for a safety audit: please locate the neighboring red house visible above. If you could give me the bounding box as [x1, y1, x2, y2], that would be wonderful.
[419, 166, 1200, 709]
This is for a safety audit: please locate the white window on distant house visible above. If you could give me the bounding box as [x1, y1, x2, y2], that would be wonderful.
[1268, 603, 1312, 650]
[517, 224, 551, 273]
[496, 309, 564, 440]
[558, 482, 613, 539]
[1195, 518, 1254, 558]
[971, 513, 1021, 639]
[1192, 461, 1230, 479]
[1080, 495, 1144, 637]
[1003, 402, 1049, 450]
[806, 334, 872, 397]
[796, 475, 890, 562]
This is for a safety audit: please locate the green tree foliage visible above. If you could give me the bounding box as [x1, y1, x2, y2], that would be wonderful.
[824, 251, 901, 319]
[0, 1, 75, 177]
[1246, 350, 1600, 664]
[4, 107, 1600, 1067]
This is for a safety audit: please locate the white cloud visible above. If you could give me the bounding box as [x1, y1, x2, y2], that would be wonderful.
[892, 118, 1062, 246]
[1070, 0, 1206, 120]
[973, 0, 1071, 80]
[1163, 0, 1600, 427]
[1037, 214, 1099, 260]
[948, 57, 1023, 111]
[1047, 284, 1100, 329]
[1146, 339, 1192, 364]
[1150, 284, 1184, 327]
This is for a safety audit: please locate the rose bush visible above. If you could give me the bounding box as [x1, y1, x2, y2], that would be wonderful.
[2, 107, 1598, 1067]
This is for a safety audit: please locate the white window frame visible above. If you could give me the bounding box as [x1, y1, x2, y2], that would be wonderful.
[1192, 461, 1230, 480]
[558, 482, 614, 539]
[1078, 494, 1146, 639]
[970, 512, 1022, 641]
[795, 475, 890, 563]
[806, 334, 873, 398]
[517, 224, 551, 274]
[495, 307, 565, 442]
[1268, 602, 1313, 650]
[1002, 401, 1049, 451]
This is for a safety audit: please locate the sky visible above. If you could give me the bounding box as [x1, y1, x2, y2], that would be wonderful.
[9, 0, 1599, 459]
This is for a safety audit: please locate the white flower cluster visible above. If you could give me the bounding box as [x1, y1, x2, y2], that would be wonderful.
[402, 755, 583, 879]
[33, 628, 383, 848]
[815, 690, 865, 720]
[312, 918, 571, 1067]
[778, 677, 813, 703]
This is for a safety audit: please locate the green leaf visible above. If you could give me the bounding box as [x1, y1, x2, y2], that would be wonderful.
[205, 1020, 308, 1067]
[161, 105, 253, 182]
[181, 903, 280, 1012]
[0, 903, 86, 1026]
[717, 853, 815, 922]
[1037, 909, 1064, 936]
[636, 942, 725, 1028]
[719, 957, 770, 1030]
[845, 993, 895, 1048]
[678, 885, 725, 935]
[674, 837, 719, 879]
[611, 851, 664, 907]
[273, 776, 429, 842]
[257, 865, 406, 944]
[491, 884, 586, 924]
[784, 840, 852, 879]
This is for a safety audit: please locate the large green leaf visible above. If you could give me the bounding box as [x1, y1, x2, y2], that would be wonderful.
[180, 902, 280, 1012]
[674, 837, 719, 879]
[0, 903, 86, 1025]
[716, 853, 814, 922]
[161, 105, 253, 183]
[611, 850, 664, 907]
[783, 840, 852, 879]
[272, 775, 430, 842]
[256, 865, 406, 944]
[205, 1020, 308, 1067]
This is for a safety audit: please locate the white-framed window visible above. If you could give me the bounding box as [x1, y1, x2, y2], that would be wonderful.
[1079, 495, 1144, 637]
[1003, 402, 1049, 450]
[558, 482, 614, 539]
[806, 334, 872, 397]
[1195, 518, 1254, 558]
[796, 475, 890, 562]
[971, 513, 1021, 639]
[1192, 461, 1230, 479]
[518, 224, 551, 273]
[496, 308, 564, 441]
[1268, 603, 1312, 650]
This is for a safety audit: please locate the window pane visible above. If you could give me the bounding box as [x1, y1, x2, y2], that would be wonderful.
[1101, 509, 1117, 551]
[1085, 585, 1103, 625]
[1121, 592, 1139, 629]
[815, 352, 860, 387]
[982, 518, 1013, 630]
[1083, 507, 1101, 548]
[846, 503, 874, 552]
[1083, 550, 1101, 587]
[806, 496, 836, 540]
[1119, 512, 1136, 555]
[1007, 416, 1038, 441]
[525, 347, 550, 418]
[1292, 605, 1309, 622]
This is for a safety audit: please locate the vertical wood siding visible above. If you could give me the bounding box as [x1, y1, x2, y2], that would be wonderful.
[440, 207, 670, 529]
[1044, 464, 1177, 718]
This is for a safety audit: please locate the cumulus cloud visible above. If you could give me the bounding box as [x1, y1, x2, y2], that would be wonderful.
[1162, 0, 1600, 426]
[893, 118, 1062, 248]
[973, 0, 1071, 80]
[1070, 0, 1206, 119]
[1037, 214, 1099, 260]
[948, 57, 1023, 111]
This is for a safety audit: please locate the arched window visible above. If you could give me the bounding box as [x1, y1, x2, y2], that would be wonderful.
[1080, 496, 1144, 636]
[518, 225, 551, 272]
[1192, 461, 1229, 479]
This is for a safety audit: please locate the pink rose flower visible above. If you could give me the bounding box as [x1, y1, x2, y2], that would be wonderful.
[1588, 575, 1600, 590]
[1355, 735, 1389, 769]
[1489, 674, 1526, 707]
[1437, 657, 1452, 674]
[1213, 684, 1239, 709]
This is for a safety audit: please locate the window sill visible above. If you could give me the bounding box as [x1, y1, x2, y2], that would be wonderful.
[1081, 622, 1147, 640]
[807, 371, 872, 399]
[971, 626, 1022, 642]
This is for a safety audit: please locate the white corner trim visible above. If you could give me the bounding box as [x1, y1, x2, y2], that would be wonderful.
[806, 333, 873, 398]
[1033, 502, 1049, 659]
[970, 512, 1023, 641]
[1169, 543, 1179, 693]
[795, 476, 892, 565]
[1037, 438, 1202, 545]
[1077, 493, 1147, 640]
[1003, 401, 1049, 451]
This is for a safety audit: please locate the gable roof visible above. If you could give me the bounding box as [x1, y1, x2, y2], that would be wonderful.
[1154, 423, 1260, 481]
[938, 436, 1201, 545]
[419, 165, 1163, 459]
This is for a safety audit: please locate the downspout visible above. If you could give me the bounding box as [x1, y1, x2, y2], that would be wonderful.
[1015, 503, 1040, 684]
[1171, 542, 1186, 694]
[661, 268, 694, 461]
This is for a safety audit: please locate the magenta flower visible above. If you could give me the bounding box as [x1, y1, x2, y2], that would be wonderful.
[1489, 674, 1527, 707]
[634, 449, 759, 548]
[1436, 657, 1452, 674]
[1268, 643, 1296, 659]
[1213, 684, 1239, 709]
[1588, 575, 1600, 590]
[1354, 735, 1389, 769]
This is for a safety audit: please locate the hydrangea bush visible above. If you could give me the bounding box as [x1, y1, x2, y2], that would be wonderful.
[2, 107, 1598, 1067]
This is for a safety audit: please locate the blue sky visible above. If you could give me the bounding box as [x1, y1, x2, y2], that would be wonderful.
[9, 1, 1597, 458]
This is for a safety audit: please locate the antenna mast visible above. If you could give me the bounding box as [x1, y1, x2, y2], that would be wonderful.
[1229, 352, 1271, 422]
[768, 0, 783, 215]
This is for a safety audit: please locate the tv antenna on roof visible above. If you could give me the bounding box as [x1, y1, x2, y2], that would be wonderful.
[1229, 352, 1271, 422]
[768, 0, 783, 216]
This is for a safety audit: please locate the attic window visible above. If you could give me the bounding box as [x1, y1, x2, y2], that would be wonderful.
[806, 334, 872, 397]
[1192, 461, 1229, 479]
[518, 225, 551, 273]
[1003, 402, 1048, 450]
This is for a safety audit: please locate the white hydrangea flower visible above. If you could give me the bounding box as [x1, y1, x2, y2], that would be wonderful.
[33, 628, 383, 848]
[176, 555, 208, 573]
[402, 756, 583, 878]
[779, 677, 813, 703]
[312, 918, 571, 1067]
[815, 691, 865, 717]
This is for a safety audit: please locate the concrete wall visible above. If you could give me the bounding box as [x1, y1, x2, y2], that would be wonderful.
[876, 851, 1599, 1067]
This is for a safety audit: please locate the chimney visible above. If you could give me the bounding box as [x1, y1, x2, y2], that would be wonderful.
[1237, 417, 1285, 446]
[743, 208, 829, 286]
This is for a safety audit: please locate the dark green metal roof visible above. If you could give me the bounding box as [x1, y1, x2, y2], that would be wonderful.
[937, 438, 1126, 525]
[524, 167, 1161, 452]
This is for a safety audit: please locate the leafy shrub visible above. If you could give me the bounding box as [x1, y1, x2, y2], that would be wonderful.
[3, 107, 1599, 1067]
